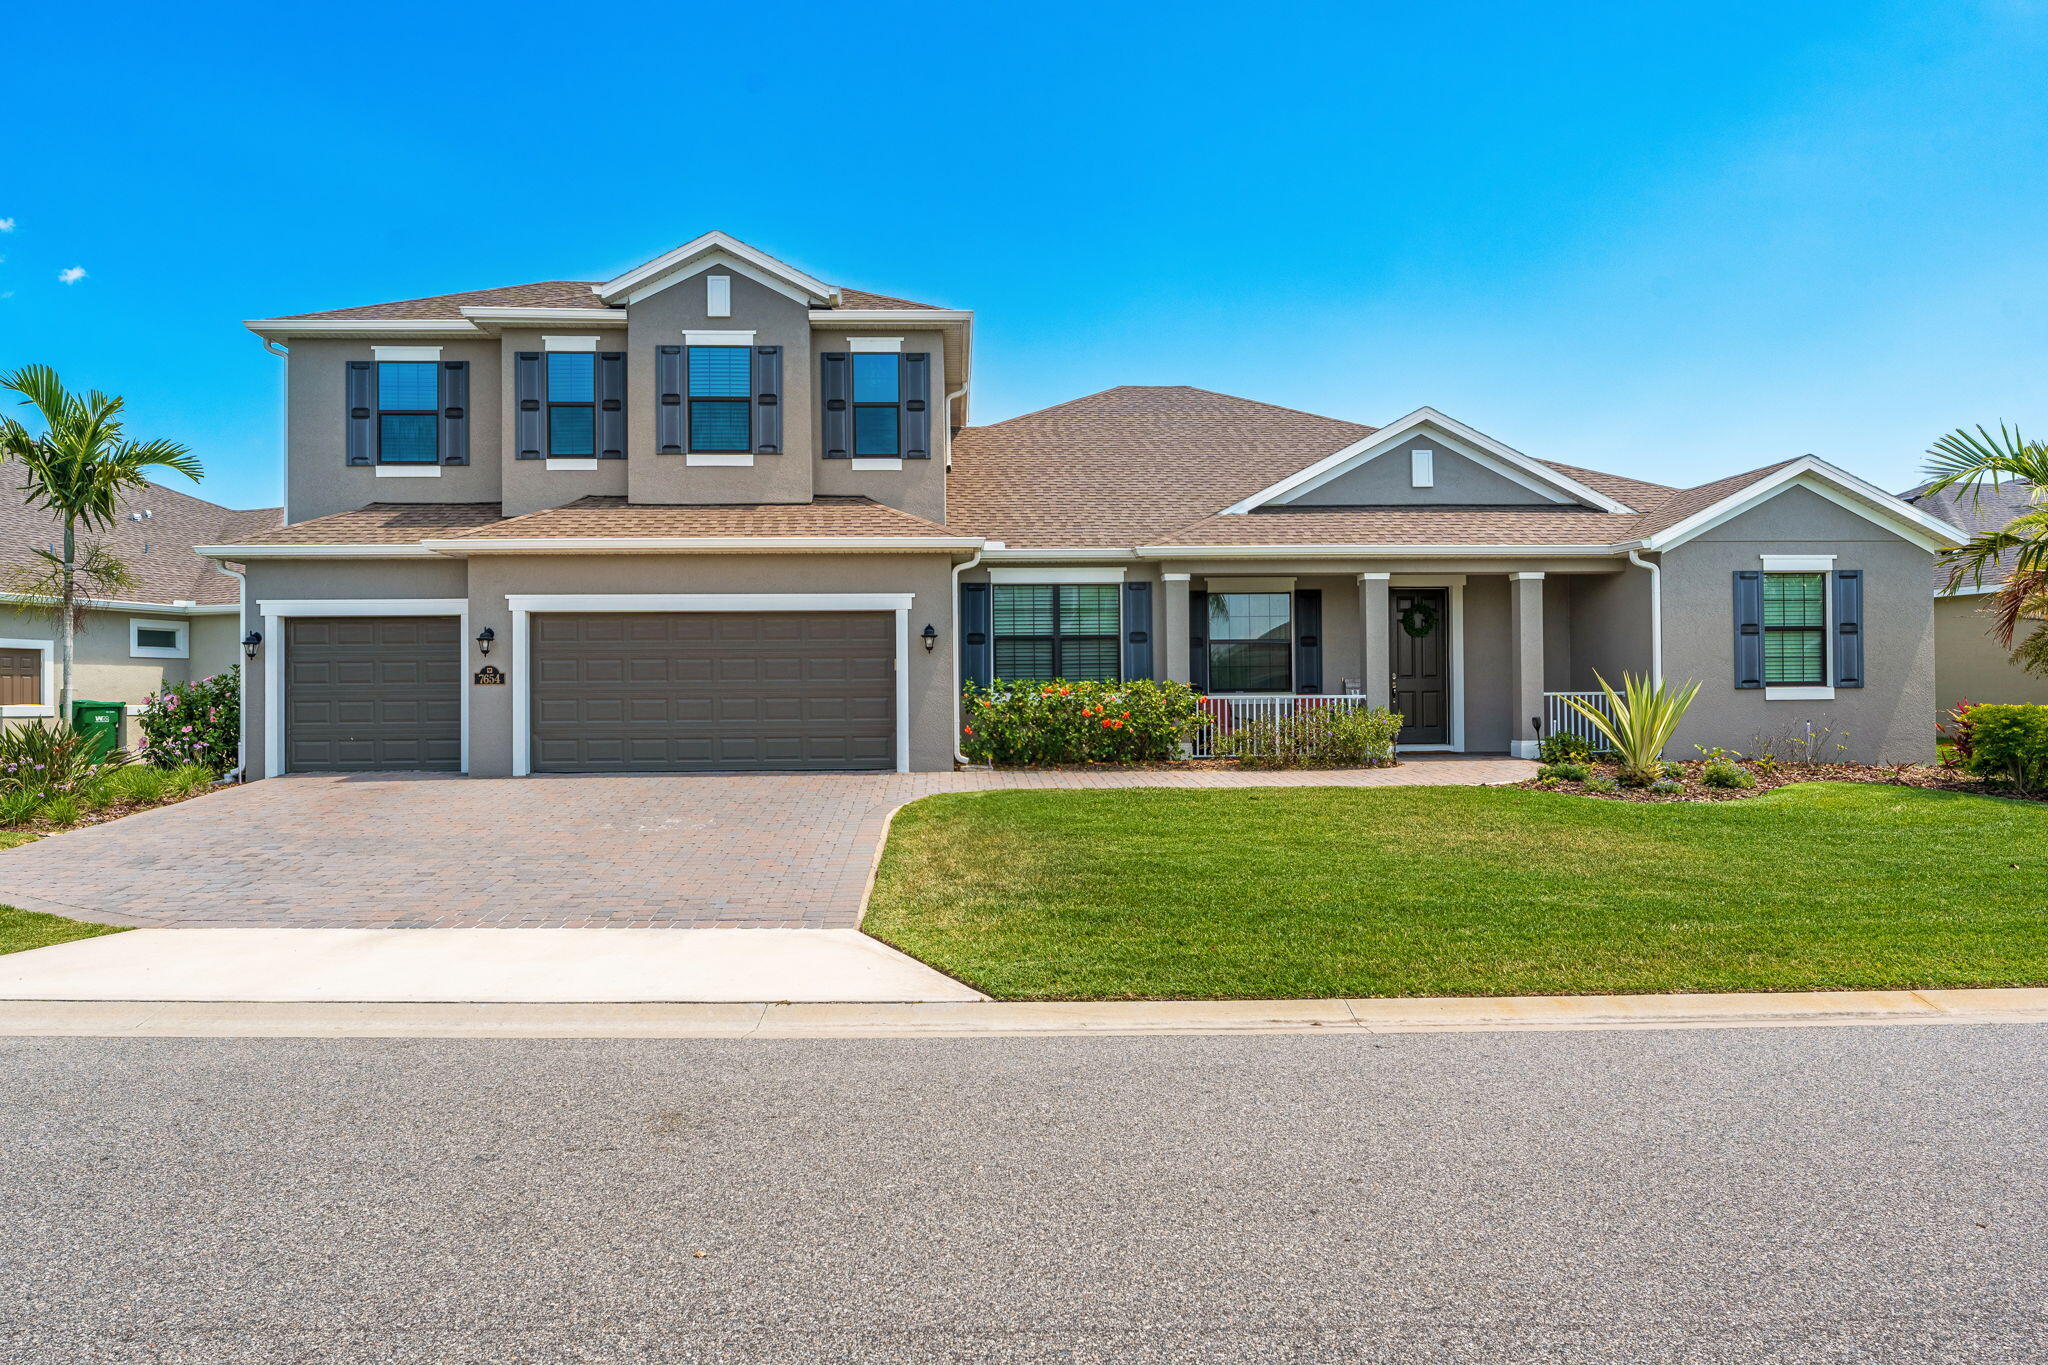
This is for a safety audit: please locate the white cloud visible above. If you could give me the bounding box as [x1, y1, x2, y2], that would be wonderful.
[57, 266, 86, 284]
[0, 219, 14, 233]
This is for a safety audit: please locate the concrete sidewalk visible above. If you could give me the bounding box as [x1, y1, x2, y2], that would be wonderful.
[4, 987, 2046, 1038]
[0, 927, 985, 1003]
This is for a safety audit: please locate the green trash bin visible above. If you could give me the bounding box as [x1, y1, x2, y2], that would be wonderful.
[70, 701, 125, 758]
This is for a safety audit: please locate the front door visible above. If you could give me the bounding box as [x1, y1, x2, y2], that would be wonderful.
[1390, 589, 1449, 745]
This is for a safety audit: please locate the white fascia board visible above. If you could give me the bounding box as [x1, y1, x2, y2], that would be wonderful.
[420, 536, 985, 554]
[1642, 459, 1970, 554]
[810, 309, 973, 324]
[245, 318, 482, 340]
[598, 233, 836, 305]
[1221, 407, 1631, 515]
[194, 543, 442, 559]
[460, 305, 625, 332]
[1936, 581, 2010, 598]
[976, 547, 1140, 562]
[1134, 544, 1627, 559]
[0, 592, 236, 615]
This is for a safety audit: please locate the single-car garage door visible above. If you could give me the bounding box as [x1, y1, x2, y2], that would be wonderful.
[284, 618, 461, 772]
[531, 612, 894, 772]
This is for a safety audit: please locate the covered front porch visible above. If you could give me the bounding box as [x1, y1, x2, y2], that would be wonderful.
[1150, 560, 1650, 758]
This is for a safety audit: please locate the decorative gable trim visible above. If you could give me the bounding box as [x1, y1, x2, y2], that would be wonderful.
[596, 232, 837, 307]
[1640, 457, 1969, 555]
[1220, 408, 1634, 515]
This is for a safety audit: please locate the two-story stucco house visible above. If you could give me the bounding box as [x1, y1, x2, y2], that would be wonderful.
[204, 232, 1964, 776]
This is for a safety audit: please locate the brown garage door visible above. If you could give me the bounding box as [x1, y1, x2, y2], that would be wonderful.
[531, 612, 894, 772]
[285, 618, 461, 772]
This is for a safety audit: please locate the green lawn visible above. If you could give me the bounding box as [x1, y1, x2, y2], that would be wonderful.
[0, 905, 127, 957]
[864, 782, 2048, 1000]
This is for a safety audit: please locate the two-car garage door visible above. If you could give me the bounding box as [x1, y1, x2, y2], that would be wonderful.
[280, 611, 895, 774]
[530, 612, 895, 772]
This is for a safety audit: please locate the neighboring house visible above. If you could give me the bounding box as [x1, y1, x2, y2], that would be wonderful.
[0, 484, 281, 745]
[1899, 479, 2048, 718]
[204, 231, 1963, 777]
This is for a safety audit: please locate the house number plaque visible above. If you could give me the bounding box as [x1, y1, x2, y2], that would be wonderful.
[473, 666, 507, 686]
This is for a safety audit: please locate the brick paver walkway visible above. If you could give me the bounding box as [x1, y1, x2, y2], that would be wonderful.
[0, 758, 1534, 930]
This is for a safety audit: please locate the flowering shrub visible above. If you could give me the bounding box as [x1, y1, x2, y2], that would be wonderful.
[139, 666, 239, 773]
[0, 721, 132, 797]
[1212, 705, 1402, 768]
[959, 678, 1208, 765]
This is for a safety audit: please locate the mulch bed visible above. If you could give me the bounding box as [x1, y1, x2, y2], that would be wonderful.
[1520, 760, 2046, 804]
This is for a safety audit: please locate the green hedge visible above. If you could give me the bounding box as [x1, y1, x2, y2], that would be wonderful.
[1965, 703, 2048, 794]
[961, 679, 1207, 765]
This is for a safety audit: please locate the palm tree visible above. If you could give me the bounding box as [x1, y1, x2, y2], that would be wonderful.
[1919, 424, 2048, 675]
[0, 365, 203, 712]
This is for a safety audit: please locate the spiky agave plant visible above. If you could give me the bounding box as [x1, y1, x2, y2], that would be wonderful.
[1564, 672, 1702, 787]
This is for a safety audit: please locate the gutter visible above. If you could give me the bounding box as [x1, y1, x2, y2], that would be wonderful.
[1627, 549, 1663, 684]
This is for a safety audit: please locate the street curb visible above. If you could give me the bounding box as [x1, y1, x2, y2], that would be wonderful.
[2, 987, 2047, 1038]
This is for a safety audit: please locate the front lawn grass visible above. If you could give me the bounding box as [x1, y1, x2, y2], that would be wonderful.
[864, 782, 2048, 1000]
[0, 905, 127, 957]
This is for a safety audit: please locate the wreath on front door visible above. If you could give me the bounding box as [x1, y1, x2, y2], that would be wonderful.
[1397, 599, 1440, 639]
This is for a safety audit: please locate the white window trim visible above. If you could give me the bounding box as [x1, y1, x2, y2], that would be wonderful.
[129, 617, 189, 660]
[850, 458, 904, 472]
[0, 636, 54, 717]
[374, 464, 442, 478]
[545, 458, 599, 471]
[1411, 448, 1434, 488]
[706, 275, 732, 318]
[542, 335, 599, 353]
[504, 593, 916, 776]
[848, 337, 903, 353]
[685, 453, 754, 467]
[683, 329, 756, 347]
[1760, 562, 1834, 700]
[988, 567, 1127, 584]
[255, 599, 469, 779]
[371, 345, 443, 362]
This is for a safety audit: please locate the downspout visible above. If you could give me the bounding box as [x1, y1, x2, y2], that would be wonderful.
[951, 545, 986, 766]
[944, 384, 967, 467]
[215, 562, 248, 781]
[1627, 548, 1663, 684]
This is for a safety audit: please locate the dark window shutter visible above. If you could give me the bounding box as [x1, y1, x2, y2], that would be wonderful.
[821, 352, 851, 458]
[1733, 570, 1764, 689]
[513, 351, 545, 460]
[596, 351, 627, 459]
[753, 346, 783, 454]
[901, 352, 932, 459]
[438, 361, 469, 465]
[959, 580, 992, 688]
[656, 345, 685, 454]
[1293, 588, 1323, 693]
[1122, 581, 1154, 680]
[1189, 589, 1210, 692]
[1833, 569, 1864, 688]
[345, 361, 373, 465]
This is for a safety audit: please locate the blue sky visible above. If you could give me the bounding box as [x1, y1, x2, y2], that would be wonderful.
[4, 0, 2045, 511]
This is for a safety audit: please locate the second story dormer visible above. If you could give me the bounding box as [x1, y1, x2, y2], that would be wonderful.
[247, 232, 971, 525]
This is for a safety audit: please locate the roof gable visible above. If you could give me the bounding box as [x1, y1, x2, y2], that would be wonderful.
[1222, 408, 1636, 515]
[595, 232, 837, 307]
[1639, 457, 1967, 554]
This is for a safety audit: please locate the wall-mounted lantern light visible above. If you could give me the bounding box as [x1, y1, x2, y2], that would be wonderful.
[241, 631, 262, 660]
[476, 627, 496, 656]
[921, 624, 938, 653]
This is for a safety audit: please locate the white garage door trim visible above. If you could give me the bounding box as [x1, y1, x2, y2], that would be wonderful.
[258, 598, 470, 778]
[505, 593, 916, 776]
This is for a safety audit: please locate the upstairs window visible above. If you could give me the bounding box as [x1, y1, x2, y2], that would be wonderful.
[1207, 592, 1292, 693]
[852, 353, 901, 456]
[376, 361, 439, 463]
[688, 346, 751, 452]
[992, 584, 1120, 681]
[1763, 572, 1826, 686]
[546, 352, 596, 457]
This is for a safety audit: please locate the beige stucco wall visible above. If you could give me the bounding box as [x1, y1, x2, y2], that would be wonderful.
[498, 326, 631, 517]
[808, 328, 951, 525]
[1289, 434, 1558, 507]
[1659, 486, 1937, 763]
[0, 605, 241, 749]
[285, 337, 505, 523]
[1933, 594, 2048, 717]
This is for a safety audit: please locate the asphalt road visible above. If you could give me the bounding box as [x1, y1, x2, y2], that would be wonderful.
[2, 1025, 2044, 1363]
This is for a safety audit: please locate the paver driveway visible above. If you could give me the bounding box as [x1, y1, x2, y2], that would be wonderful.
[0, 759, 1532, 930]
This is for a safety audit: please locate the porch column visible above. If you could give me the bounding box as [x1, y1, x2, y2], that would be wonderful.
[1358, 573, 1391, 710]
[1509, 572, 1545, 759]
[1162, 573, 1191, 684]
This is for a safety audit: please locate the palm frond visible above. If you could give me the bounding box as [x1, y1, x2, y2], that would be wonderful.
[1920, 423, 2048, 496]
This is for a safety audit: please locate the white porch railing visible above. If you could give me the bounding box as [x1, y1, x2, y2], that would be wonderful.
[1543, 691, 1614, 749]
[1188, 694, 1376, 759]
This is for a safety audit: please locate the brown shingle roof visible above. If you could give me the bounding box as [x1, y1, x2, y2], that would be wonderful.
[222, 503, 505, 546]
[0, 481, 279, 606]
[273, 280, 944, 321]
[1157, 505, 1647, 547]
[948, 386, 1379, 548]
[447, 496, 967, 542]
